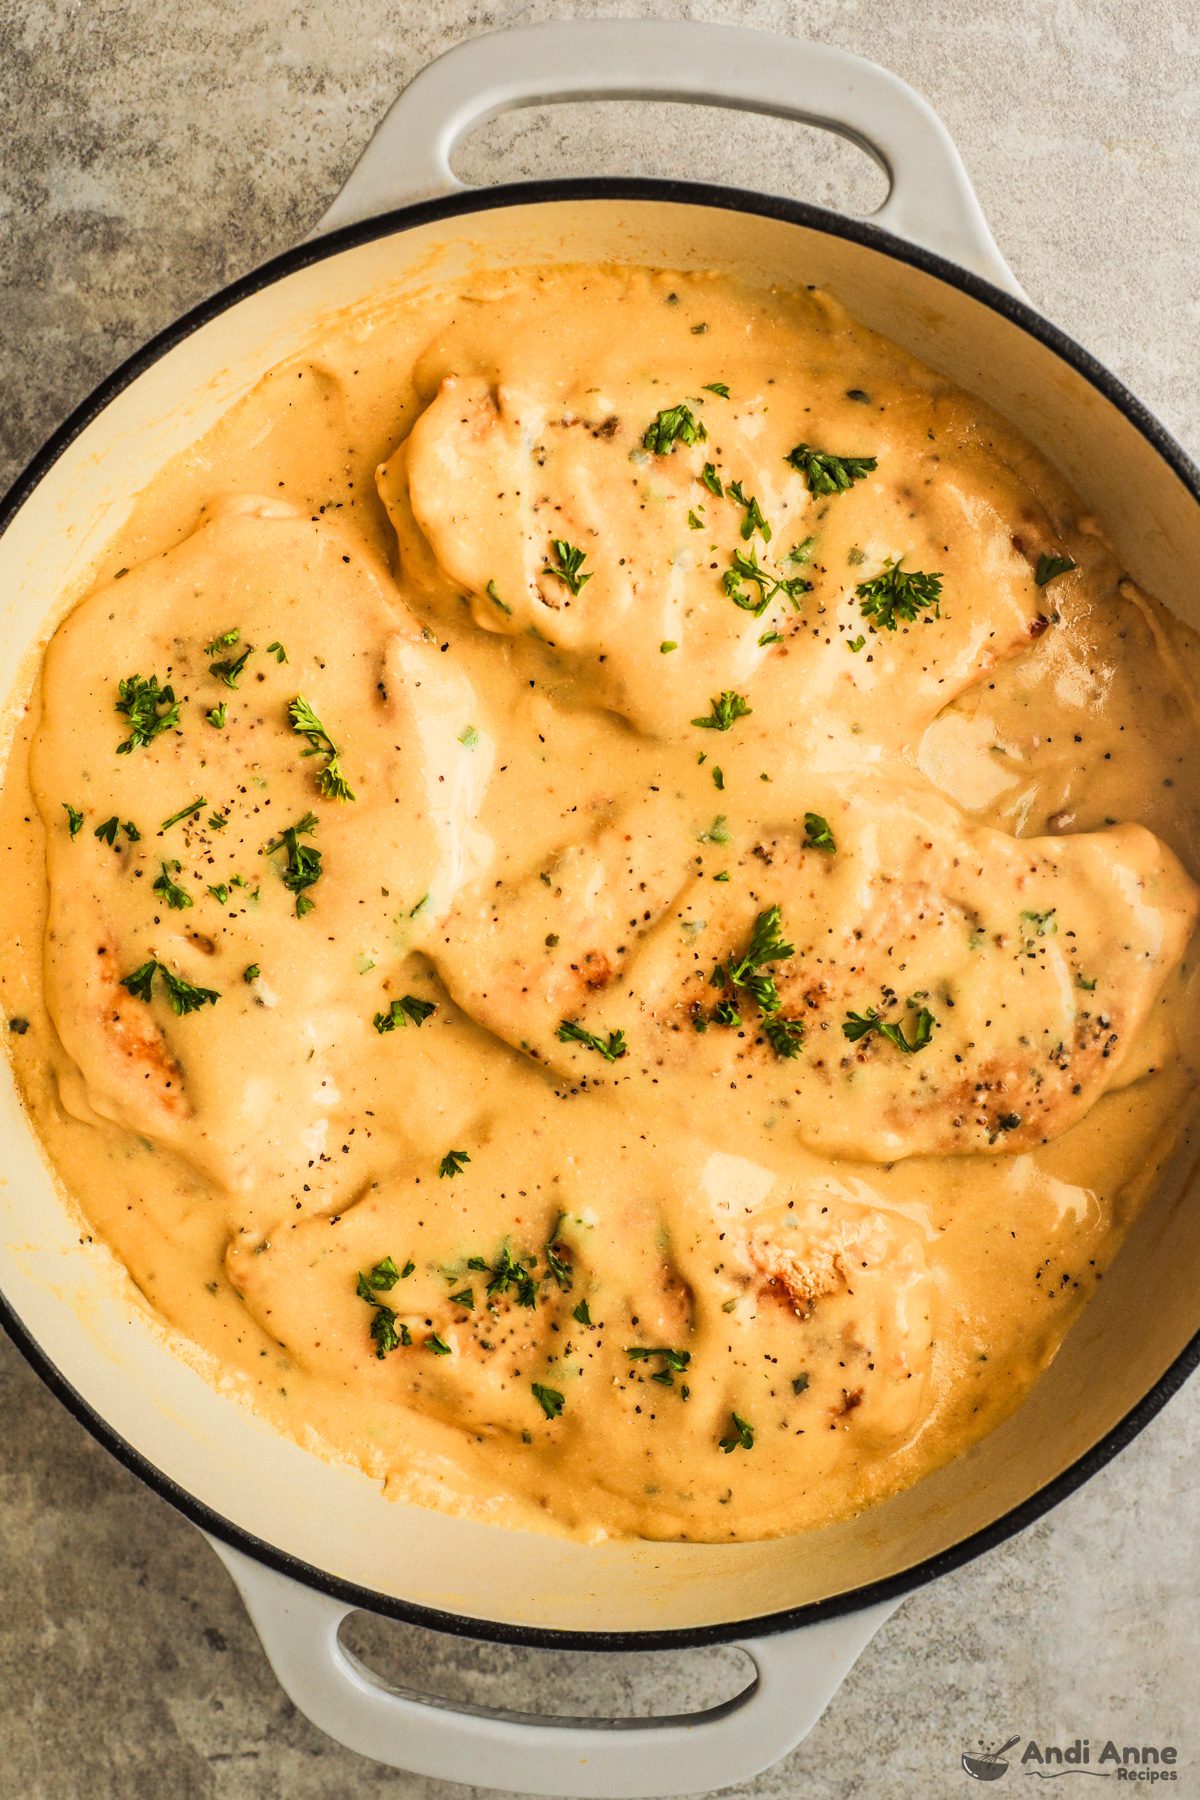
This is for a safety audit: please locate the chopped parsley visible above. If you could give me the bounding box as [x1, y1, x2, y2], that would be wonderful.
[573, 1298, 592, 1326]
[243, 964, 260, 983]
[802, 812, 836, 853]
[468, 1242, 537, 1309]
[207, 814, 225, 831]
[643, 403, 707, 455]
[288, 696, 356, 803]
[544, 1222, 574, 1292]
[448, 1287, 475, 1309]
[847, 634, 866, 653]
[160, 796, 206, 832]
[764, 1015, 805, 1057]
[62, 803, 84, 838]
[1035, 553, 1076, 586]
[153, 860, 193, 910]
[266, 641, 288, 663]
[458, 724, 480, 750]
[722, 546, 811, 615]
[438, 1149, 471, 1179]
[356, 1255, 402, 1298]
[532, 1382, 565, 1420]
[856, 560, 943, 631]
[687, 510, 704, 530]
[486, 579, 512, 615]
[426, 1334, 452, 1356]
[701, 382, 730, 398]
[369, 1308, 408, 1356]
[1077, 973, 1097, 992]
[713, 997, 741, 1026]
[758, 629, 782, 646]
[719, 1412, 755, 1453]
[121, 960, 220, 1015]
[265, 812, 322, 917]
[207, 702, 227, 729]
[660, 640, 678, 654]
[208, 884, 230, 904]
[209, 644, 253, 688]
[556, 1019, 628, 1062]
[701, 462, 724, 498]
[203, 627, 240, 657]
[94, 816, 119, 846]
[692, 690, 752, 732]
[1021, 908, 1057, 937]
[785, 537, 815, 565]
[115, 674, 180, 754]
[374, 995, 437, 1032]
[727, 479, 771, 543]
[785, 444, 878, 495]
[713, 767, 725, 791]
[542, 539, 593, 597]
[698, 815, 730, 844]
[626, 1346, 691, 1388]
[842, 1004, 935, 1053]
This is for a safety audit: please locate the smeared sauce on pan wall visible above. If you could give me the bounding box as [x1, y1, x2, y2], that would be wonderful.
[4, 267, 1200, 1543]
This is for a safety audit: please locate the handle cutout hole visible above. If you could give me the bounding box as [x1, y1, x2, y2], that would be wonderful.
[450, 101, 888, 216]
[339, 1611, 754, 1723]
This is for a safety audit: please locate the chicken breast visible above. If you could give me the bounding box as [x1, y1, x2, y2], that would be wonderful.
[31, 496, 491, 1195]
[436, 775, 1199, 1161]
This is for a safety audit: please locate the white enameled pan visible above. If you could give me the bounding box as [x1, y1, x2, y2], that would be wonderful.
[3, 21, 1200, 1796]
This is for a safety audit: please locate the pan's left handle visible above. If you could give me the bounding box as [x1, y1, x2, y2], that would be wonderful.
[205, 1534, 901, 1796]
[311, 17, 1025, 299]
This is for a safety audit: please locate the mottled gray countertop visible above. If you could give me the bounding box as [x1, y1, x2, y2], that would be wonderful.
[3, 2, 1200, 1796]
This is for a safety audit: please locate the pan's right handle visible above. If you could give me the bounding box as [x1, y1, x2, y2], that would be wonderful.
[312, 18, 1026, 300]
[206, 1534, 901, 1797]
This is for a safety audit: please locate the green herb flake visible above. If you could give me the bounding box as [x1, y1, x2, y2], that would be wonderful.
[265, 812, 322, 917]
[692, 691, 752, 733]
[208, 884, 230, 904]
[643, 403, 707, 456]
[573, 1298, 592, 1326]
[266, 641, 288, 663]
[712, 767, 725, 791]
[458, 724, 480, 750]
[94, 816, 119, 847]
[153, 860, 193, 910]
[847, 635, 866, 653]
[207, 702, 227, 729]
[727, 478, 771, 544]
[785, 537, 815, 566]
[700, 462, 724, 499]
[1020, 908, 1057, 938]
[542, 539, 592, 597]
[160, 796, 206, 832]
[556, 1019, 628, 1062]
[209, 644, 253, 689]
[288, 696, 356, 803]
[660, 640, 678, 654]
[486, 578, 513, 615]
[62, 803, 84, 839]
[764, 1015, 805, 1058]
[758, 629, 782, 647]
[1077, 974, 1097, 991]
[842, 1005, 935, 1054]
[203, 627, 240, 657]
[785, 444, 878, 496]
[719, 1412, 755, 1453]
[438, 1149, 471, 1179]
[243, 964, 260, 983]
[448, 1288, 475, 1310]
[802, 812, 836, 853]
[701, 382, 730, 398]
[426, 1332, 452, 1356]
[856, 560, 943, 632]
[160, 966, 221, 1016]
[1035, 553, 1076, 586]
[687, 510, 704, 531]
[115, 673, 180, 754]
[532, 1382, 565, 1420]
[374, 995, 437, 1033]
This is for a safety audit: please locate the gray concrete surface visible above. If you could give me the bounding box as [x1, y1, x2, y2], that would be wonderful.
[3, 1, 1200, 1795]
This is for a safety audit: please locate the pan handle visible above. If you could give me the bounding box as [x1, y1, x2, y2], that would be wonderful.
[312, 18, 1023, 298]
[206, 1534, 900, 1796]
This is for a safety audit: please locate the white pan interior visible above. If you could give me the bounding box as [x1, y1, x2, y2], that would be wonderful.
[3, 196, 1200, 1636]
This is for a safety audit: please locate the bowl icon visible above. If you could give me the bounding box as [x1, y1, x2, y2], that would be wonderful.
[962, 1736, 1021, 1780]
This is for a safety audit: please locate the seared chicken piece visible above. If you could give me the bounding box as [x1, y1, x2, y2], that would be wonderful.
[32, 497, 491, 1195]
[437, 776, 1199, 1161]
[379, 283, 1058, 745]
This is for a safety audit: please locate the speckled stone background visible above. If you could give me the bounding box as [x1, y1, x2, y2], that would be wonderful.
[3, 2, 1200, 1796]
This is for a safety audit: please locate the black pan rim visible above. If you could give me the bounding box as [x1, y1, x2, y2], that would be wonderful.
[3, 174, 1200, 1659]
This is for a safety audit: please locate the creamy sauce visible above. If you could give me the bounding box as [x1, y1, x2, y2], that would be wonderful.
[5, 265, 1200, 1544]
